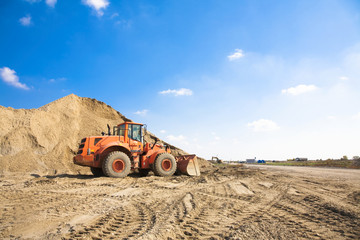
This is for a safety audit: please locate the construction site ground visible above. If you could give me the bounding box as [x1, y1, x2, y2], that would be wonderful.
[1, 164, 359, 240]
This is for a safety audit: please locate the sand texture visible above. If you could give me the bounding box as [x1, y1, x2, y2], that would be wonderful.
[0, 165, 359, 239]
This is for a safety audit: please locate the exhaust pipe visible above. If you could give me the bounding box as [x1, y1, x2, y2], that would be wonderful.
[107, 124, 111, 135]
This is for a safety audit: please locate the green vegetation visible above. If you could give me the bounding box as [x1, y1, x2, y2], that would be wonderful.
[266, 159, 360, 169]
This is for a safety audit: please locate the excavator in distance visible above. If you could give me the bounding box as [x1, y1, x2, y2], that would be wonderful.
[73, 122, 200, 178]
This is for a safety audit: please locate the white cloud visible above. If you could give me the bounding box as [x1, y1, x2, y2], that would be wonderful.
[339, 76, 349, 81]
[0, 67, 29, 90]
[134, 109, 148, 116]
[19, 15, 32, 26]
[160, 130, 166, 134]
[247, 119, 279, 132]
[327, 116, 336, 120]
[281, 84, 318, 96]
[114, 20, 132, 28]
[228, 49, 244, 61]
[110, 12, 132, 28]
[24, 0, 41, 3]
[24, 0, 56, 7]
[159, 88, 193, 96]
[45, 0, 57, 7]
[166, 134, 189, 145]
[49, 77, 66, 83]
[82, 0, 110, 16]
[167, 135, 185, 141]
[110, 13, 119, 19]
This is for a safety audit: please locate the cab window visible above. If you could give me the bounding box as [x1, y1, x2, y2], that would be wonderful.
[128, 124, 141, 142]
[117, 125, 125, 136]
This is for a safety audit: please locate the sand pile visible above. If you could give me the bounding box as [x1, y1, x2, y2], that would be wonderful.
[0, 94, 210, 175]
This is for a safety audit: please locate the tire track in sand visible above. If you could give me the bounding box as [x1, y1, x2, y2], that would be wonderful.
[64, 202, 156, 240]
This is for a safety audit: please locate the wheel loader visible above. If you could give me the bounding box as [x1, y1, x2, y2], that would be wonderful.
[73, 122, 200, 177]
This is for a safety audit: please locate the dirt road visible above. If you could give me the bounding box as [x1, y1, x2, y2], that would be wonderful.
[1, 165, 359, 239]
[245, 164, 360, 180]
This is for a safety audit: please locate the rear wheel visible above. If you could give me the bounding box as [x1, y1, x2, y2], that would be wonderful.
[90, 167, 104, 177]
[153, 153, 177, 177]
[102, 151, 131, 178]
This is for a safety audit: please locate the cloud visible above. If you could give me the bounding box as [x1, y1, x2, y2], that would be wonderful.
[339, 76, 349, 81]
[166, 134, 189, 145]
[49, 77, 66, 83]
[160, 130, 166, 134]
[24, 0, 41, 3]
[134, 109, 148, 116]
[0, 67, 29, 90]
[110, 13, 119, 19]
[110, 13, 132, 28]
[82, 0, 110, 16]
[24, 0, 56, 7]
[45, 0, 57, 7]
[281, 84, 318, 96]
[167, 135, 185, 141]
[19, 15, 32, 26]
[247, 119, 279, 132]
[228, 49, 244, 61]
[114, 20, 132, 28]
[159, 88, 193, 96]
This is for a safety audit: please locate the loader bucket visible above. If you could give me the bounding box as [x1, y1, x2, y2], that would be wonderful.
[175, 154, 200, 176]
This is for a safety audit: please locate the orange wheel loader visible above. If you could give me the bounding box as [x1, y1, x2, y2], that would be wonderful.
[73, 122, 200, 178]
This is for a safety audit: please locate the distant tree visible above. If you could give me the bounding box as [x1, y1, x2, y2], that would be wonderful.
[341, 155, 348, 160]
[353, 156, 360, 167]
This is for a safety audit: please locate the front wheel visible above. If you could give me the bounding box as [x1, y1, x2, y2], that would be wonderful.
[102, 151, 131, 178]
[153, 153, 177, 177]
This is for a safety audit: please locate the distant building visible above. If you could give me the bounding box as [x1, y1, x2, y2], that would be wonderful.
[246, 159, 256, 164]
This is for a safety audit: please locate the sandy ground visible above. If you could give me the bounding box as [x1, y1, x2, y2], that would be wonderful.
[245, 164, 360, 181]
[0, 165, 359, 240]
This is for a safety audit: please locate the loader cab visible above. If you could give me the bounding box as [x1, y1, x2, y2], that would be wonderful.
[117, 122, 143, 144]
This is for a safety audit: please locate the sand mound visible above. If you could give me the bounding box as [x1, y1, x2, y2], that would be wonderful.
[0, 94, 210, 175]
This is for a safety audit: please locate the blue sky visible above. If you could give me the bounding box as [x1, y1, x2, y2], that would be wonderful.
[1, 0, 360, 160]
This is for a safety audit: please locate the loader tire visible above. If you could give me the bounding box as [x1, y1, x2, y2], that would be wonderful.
[153, 153, 177, 177]
[102, 151, 131, 178]
[90, 167, 104, 177]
